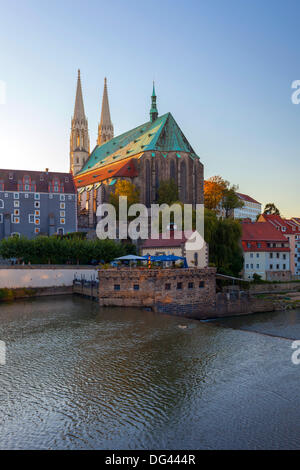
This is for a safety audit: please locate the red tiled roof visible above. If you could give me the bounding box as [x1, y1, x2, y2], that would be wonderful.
[236, 192, 261, 204]
[0, 169, 76, 193]
[259, 214, 300, 235]
[74, 158, 138, 188]
[142, 230, 195, 248]
[242, 222, 290, 252]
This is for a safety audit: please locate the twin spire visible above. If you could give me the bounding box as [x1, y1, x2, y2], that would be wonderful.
[71, 71, 159, 174]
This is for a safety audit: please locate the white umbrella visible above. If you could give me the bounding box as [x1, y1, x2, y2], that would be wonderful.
[114, 255, 146, 261]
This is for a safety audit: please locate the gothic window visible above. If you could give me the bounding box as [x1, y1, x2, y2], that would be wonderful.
[155, 161, 159, 201]
[180, 161, 187, 202]
[145, 160, 151, 207]
[170, 160, 176, 182]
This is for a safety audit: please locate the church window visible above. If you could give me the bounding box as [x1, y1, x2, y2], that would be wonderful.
[180, 161, 187, 202]
[145, 160, 151, 207]
[170, 160, 176, 181]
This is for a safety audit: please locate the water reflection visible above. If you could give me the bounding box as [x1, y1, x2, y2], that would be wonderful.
[0, 296, 299, 449]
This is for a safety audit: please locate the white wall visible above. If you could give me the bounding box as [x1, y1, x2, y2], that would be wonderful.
[0, 268, 98, 288]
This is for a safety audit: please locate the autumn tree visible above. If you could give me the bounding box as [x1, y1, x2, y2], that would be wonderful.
[204, 176, 228, 211]
[222, 186, 244, 218]
[109, 180, 140, 218]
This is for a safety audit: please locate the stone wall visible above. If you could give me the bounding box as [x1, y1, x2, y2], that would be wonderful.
[249, 282, 300, 294]
[98, 267, 216, 317]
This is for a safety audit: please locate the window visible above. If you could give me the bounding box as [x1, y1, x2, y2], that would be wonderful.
[35, 210, 40, 216]
[60, 218, 65, 225]
[60, 195, 65, 201]
[0, 199, 3, 209]
[0, 214, 3, 223]
[133, 284, 139, 291]
[13, 193, 19, 199]
[11, 232, 20, 238]
[25, 193, 29, 199]
[283, 264, 286, 270]
[283, 254, 286, 260]
[35, 218, 40, 225]
[276, 253, 280, 259]
[165, 283, 171, 290]
[65, 177, 69, 183]
[9, 172, 13, 180]
[60, 211, 65, 217]
[199, 281, 205, 288]
[49, 194, 53, 199]
[14, 209, 20, 216]
[250, 264, 253, 269]
[34, 193, 40, 200]
[188, 282, 194, 289]
[256, 253, 259, 258]
[270, 264, 273, 269]
[35, 227, 40, 234]
[250, 253, 253, 258]
[276, 264, 279, 269]
[256, 264, 259, 269]
[12, 217, 20, 224]
[29, 214, 34, 223]
[68, 195, 72, 200]
[4, 193, 8, 198]
[60, 203, 65, 209]
[257, 243, 261, 248]
[177, 282, 182, 290]
[114, 284, 120, 291]
[270, 253, 273, 259]
[34, 201, 40, 208]
[14, 201, 19, 208]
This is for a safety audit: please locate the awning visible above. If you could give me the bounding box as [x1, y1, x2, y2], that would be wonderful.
[109, 179, 117, 186]
[78, 187, 85, 194]
[86, 185, 93, 192]
[94, 182, 102, 190]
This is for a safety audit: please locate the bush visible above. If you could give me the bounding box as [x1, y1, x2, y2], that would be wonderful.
[0, 236, 136, 265]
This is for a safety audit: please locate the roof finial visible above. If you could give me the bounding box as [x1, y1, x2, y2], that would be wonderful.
[150, 81, 158, 122]
[78, 69, 81, 79]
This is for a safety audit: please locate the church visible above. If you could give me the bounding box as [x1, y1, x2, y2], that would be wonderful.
[70, 71, 204, 229]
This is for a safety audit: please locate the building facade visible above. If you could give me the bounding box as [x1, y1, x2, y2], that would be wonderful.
[258, 214, 300, 276]
[234, 193, 261, 221]
[242, 221, 291, 281]
[141, 230, 208, 268]
[0, 169, 77, 239]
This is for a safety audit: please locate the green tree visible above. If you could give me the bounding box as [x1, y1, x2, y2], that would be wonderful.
[157, 179, 179, 205]
[263, 203, 280, 216]
[222, 186, 244, 218]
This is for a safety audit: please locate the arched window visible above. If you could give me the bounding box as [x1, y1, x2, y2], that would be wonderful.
[180, 161, 187, 202]
[145, 160, 151, 207]
[170, 160, 176, 182]
[155, 161, 159, 201]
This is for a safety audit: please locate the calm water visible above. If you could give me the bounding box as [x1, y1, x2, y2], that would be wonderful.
[0, 295, 300, 450]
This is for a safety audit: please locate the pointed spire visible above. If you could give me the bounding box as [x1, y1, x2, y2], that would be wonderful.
[73, 69, 86, 120]
[97, 77, 114, 145]
[150, 81, 158, 122]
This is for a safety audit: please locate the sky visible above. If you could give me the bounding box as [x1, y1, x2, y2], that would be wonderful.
[0, 0, 299, 217]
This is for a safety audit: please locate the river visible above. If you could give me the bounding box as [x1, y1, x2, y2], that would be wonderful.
[0, 295, 299, 450]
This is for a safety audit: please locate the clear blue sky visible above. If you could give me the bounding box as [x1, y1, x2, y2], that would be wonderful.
[0, 0, 299, 217]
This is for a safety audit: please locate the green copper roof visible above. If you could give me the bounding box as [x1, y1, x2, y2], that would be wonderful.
[78, 112, 199, 175]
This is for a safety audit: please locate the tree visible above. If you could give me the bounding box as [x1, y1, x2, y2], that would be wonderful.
[263, 203, 280, 216]
[157, 179, 179, 205]
[109, 180, 140, 217]
[222, 186, 244, 218]
[204, 176, 228, 211]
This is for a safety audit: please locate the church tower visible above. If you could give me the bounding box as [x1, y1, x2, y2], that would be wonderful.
[70, 70, 90, 175]
[97, 78, 114, 146]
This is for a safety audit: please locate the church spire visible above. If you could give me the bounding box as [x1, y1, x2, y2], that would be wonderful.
[70, 69, 90, 175]
[150, 81, 158, 122]
[97, 77, 114, 146]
